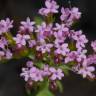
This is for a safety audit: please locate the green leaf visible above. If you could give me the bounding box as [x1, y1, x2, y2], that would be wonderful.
[34, 16, 43, 25]
[69, 41, 76, 51]
[36, 79, 54, 96]
[59, 65, 70, 75]
[35, 62, 44, 69]
[26, 89, 32, 96]
[28, 54, 35, 60]
[4, 32, 16, 45]
[36, 89, 54, 96]
[56, 81, 63, 93]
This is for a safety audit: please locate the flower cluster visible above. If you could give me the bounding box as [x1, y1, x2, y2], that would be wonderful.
[0, 0, 96, 94]
[20, 61, 64, 84]
[0, 18, 13, 60]
[0, 37, 12, 60]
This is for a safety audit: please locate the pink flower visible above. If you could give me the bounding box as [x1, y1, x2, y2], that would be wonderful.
[5, 49, 12, 59]
[21, 66, 44, 82]
[39, 0, 59, 16]
[19, 17, 35, 32]
[72, 59, 95, 79]
[53, 23, 69, 45]
[43, 65, 51, 76]
[54, 23, 69, 33]
[0, 37, 8, 49]
[49, 67, 64, 80]
[26, 61, 33, 68]
[36, 43, 53, 54]
[60, 7, 81, 26]
[87, 54, 96, 65]
[55, 43, 70, 56]
[65, 50, 87, 63]
[71, 7, 81, 20]
[28, 40, 36, 48]
[65, 51, 78, 63]
[0, 18, 13, 35]
[36, 22, 53, 40]
[29, 67, 43, 82]
[72, 30, 88, 50]
[76, 50, 87, 62]
[13, 34, 30, 48]
[20, 68, 29, 81]
[91, 40, 96, 52]
[78, 66, 95, 78]
[60, 7, 70, 21]
[76, 35, 88, 48]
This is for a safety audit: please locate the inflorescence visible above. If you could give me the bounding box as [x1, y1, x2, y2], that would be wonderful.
[0, 0, 96, 93]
